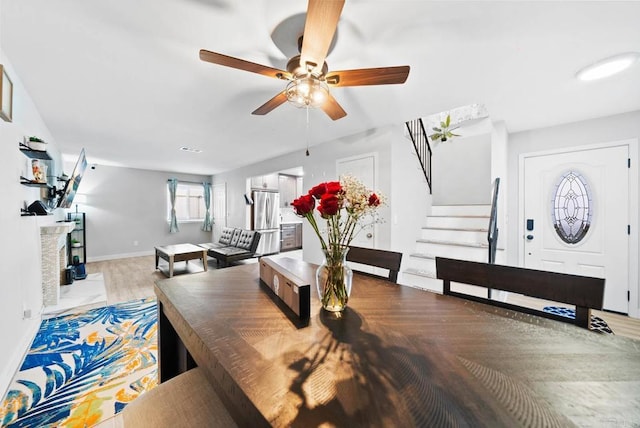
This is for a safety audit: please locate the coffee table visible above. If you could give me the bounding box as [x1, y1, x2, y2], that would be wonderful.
[155, 243, 208, 278]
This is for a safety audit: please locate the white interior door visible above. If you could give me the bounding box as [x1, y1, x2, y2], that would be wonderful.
[523, 145, 629, 313]
[212, 183, 226, 241]
[337, 153, 377, 249]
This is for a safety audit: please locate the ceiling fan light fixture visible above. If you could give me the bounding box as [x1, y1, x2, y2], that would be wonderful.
[286, 76, 329, 108]
[576, 52, 640, 81]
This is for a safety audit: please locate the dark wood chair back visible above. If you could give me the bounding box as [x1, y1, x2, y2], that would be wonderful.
[435, 257, 605, 330]
[346, 246, 403, 283]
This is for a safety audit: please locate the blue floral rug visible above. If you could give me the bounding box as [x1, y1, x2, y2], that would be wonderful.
[1, 297, 158, 428]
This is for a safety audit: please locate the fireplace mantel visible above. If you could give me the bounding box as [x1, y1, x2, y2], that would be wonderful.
[41, 223, 75, 236]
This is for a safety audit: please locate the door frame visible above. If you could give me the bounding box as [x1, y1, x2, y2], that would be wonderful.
[518, 139, 638, 318]
[336, 152, 379, 249]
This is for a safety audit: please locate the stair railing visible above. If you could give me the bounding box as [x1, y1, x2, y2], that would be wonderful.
[487, 177, 500, 264]
[405, 118, 432, 194]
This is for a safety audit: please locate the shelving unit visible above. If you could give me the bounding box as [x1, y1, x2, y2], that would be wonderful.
[19, 143, 55, 215]
[67, 212, 87, 265]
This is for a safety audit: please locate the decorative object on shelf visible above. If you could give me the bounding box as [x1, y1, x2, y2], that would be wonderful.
[292, 175, 383, 312]
[0, 64, 13, 122]
[25, 136, 47, 151]
[428, 114, 460, 143]
[31, 159, 46, 183]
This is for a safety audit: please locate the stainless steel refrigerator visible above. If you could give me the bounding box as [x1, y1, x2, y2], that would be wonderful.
[252, 190, 280, 255]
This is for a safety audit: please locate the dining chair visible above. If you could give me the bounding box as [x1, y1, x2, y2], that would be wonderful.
[346, 246, 403, 283]
[94, 367, 237, 427]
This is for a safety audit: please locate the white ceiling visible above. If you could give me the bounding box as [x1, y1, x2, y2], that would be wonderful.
[2, 1, 639, 175]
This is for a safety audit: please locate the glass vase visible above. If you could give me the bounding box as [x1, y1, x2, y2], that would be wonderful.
[316, 246, 353, 312]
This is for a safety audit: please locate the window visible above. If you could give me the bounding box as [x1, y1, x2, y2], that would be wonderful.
[551, 170, 592, 244]
[167, 182, 205, 222]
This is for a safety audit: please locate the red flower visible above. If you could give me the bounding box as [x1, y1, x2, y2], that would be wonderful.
[292, 194, 315, 215]
[368, 193, 380, 207]
[318, 193, 340, 217]
[325, 181, 342, 195]
[308, 183, 327, 199]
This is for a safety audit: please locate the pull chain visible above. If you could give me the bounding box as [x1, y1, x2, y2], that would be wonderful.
[305, 106, 310, 156]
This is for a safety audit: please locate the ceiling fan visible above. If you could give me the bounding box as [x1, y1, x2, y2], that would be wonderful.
[199, 0, 410, 121]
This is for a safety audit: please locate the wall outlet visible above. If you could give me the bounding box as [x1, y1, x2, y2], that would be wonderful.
[133, 240, 139, 246]
[23, 308, 32, 319]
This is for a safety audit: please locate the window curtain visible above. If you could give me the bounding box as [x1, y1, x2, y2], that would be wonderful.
[202, 182, 212, 232]
[168, 178, 179, 233]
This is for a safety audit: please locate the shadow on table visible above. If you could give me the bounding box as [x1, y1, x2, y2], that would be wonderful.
[281, 308, 474, 427]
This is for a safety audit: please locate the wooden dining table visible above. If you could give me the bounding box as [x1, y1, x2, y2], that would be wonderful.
[154, 257, 640, 427]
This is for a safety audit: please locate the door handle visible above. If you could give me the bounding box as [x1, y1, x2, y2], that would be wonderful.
[366, 233, 373, 239]
[526, 235, 534, 241]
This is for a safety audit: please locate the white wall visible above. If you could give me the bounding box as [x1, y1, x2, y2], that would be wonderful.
[0, 54, 66, 396]
[389, 123, 432, 283]
[491, 121, 508, 258]
[432, 133, 492, 205]
[74, 164, 212, 261]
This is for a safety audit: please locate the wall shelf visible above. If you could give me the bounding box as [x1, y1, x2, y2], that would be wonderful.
[20, 176, 52, 189]
[19, 144, 52, 160]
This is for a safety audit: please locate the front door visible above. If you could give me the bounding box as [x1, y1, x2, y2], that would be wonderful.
[522, 144, 629, 313]
[212, 183, 226, 242]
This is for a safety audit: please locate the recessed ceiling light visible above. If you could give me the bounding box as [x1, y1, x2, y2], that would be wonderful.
[179, 147, 202, 153]
[576, 52, 640, 81]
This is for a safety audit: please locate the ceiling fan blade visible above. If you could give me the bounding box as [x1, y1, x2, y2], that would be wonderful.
[300, 0, 345, 74]
[199, 49, 291, 80]
[320, 93, 347, 121]
[325, 66, 410, 87]
[252, 91, 288, 115]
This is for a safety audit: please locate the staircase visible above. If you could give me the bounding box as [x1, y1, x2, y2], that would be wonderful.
[402, 117, 502, 293]
[403, 204, 503, 292]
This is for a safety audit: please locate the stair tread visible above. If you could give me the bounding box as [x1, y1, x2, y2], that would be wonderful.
[417, 238, 488, 248]
[427, 215, 490, 219]
[422, 226, 488, 232]
[404, 268, 437, 278]
[432, 204, 491, 208]
[410, 252, 436, 260]
[407, 205, 496, 290]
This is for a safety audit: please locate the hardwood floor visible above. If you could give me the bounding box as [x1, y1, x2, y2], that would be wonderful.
[85, 254, 640, 341]
[84, 251, 301, 304]
[85, 255, 212, 304]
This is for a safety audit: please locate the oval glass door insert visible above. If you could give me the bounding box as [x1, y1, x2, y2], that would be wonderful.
[552, 171, 592, 244]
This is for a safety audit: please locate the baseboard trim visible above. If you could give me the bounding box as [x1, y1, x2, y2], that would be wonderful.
[0, 317, 40, 401]
[87, 250, 154, 262]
